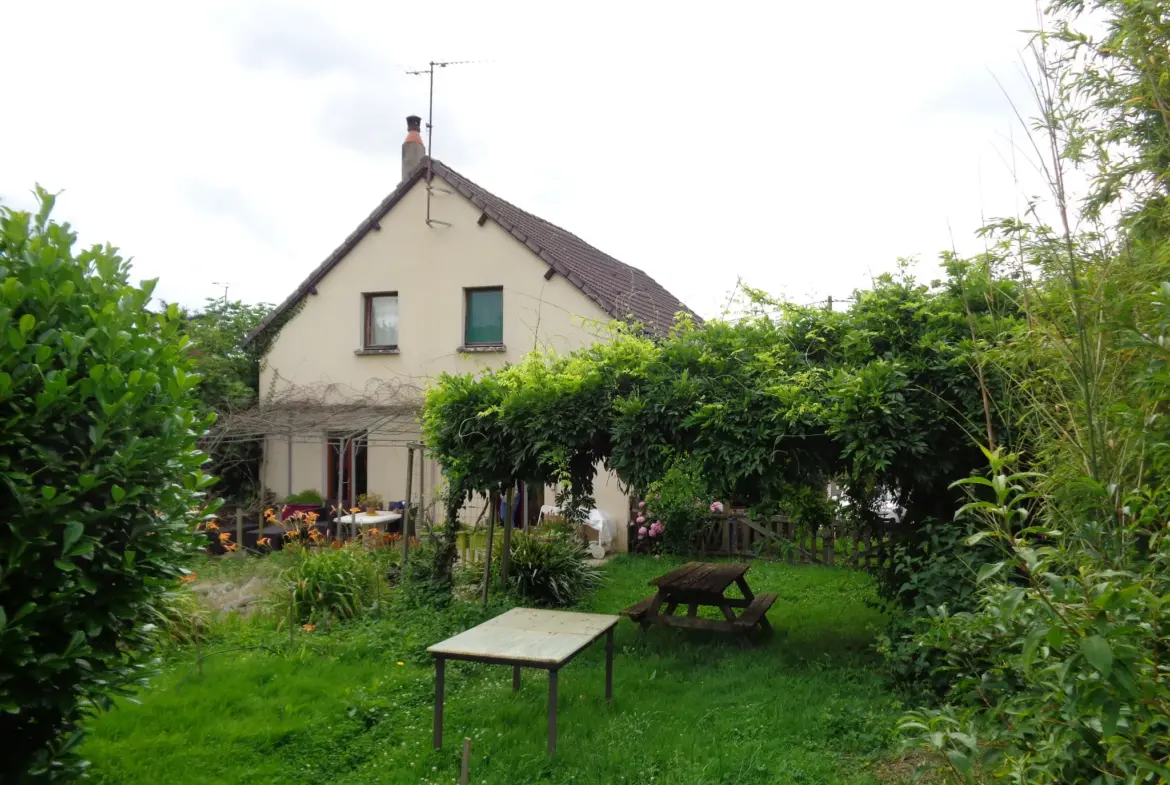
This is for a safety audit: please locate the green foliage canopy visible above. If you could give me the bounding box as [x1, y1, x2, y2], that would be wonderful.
[424, 266, 1022, 544]
[180, 298, 271, 501]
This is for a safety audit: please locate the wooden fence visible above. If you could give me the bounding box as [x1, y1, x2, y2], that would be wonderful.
[454, 513, 888, 570]
[700, 512, 888, 568]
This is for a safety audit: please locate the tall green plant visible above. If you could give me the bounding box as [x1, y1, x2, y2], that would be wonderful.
[900, 450, 1170, 783]
[897, 1, 1170, 779]
[0, 190, 215, 782]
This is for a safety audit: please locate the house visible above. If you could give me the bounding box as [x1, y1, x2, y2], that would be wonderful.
[242, 116, 697, 551]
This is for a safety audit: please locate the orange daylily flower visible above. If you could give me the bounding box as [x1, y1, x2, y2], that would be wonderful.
[206, 520, 220, 531]
[179, 572, 197, 583]
[349, 507, 360, 514]
[302, 623, 316, 632]
[257, 537, 271, 547]
[218, 532, 231, 544]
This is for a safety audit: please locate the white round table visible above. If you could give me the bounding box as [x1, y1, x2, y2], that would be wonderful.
[333, 511, 403, 539]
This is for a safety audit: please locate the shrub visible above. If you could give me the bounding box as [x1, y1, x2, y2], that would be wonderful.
[398, 540, 456, 609]
[900, 454, 1170, 783]
[277, 543, 380, 624]
[876, 518, 991, 694]
[146, 586, 208, 646]
[506, 531, 601, 607]
[284, 489, 324, 505]
[0, 191, 215, 782]
[640, 456, 712, 554]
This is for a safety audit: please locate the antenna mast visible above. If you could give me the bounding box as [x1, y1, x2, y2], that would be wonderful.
[406, 60, 479, 226]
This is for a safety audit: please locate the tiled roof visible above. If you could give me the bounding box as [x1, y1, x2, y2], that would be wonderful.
[244, 158, 698, 346]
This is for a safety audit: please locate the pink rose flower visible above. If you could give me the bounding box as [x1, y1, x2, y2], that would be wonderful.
[636, 515, 645, 524]
[710, 501, 724, 513]
[638, 500, 645, 509]
[637, 526, 648, 538]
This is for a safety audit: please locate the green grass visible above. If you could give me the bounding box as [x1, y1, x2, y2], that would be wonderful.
[83, 555, 902, 785]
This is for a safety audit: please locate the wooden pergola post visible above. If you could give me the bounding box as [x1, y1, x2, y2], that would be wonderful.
[417, 444, 427, 533]
[482, 489, 499, 610]
[521, 481, 529, 534]
[403, 445, 415, 565]
[501, 485, 515, 584]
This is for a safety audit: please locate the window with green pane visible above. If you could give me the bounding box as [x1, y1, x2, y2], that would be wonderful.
[464, 287, 503, 345]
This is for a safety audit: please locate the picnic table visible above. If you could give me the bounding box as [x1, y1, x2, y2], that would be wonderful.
[620, 562, 776, 645]
[427, 608, 618, 755]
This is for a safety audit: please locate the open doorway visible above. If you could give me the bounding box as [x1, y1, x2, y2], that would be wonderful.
[327, 431, 367, 509]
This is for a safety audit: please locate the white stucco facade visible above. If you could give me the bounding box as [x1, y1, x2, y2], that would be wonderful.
[258, 173, 631, 550]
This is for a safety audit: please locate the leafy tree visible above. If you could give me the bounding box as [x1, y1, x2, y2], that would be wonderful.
[179, 298, 271, 501]
[423, 265, 1022, 608]
[0, 191, 215, 782]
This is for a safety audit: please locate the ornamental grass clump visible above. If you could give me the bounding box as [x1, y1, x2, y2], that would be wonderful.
[506, 531, 601, 607]
[276, 542, 380, 624]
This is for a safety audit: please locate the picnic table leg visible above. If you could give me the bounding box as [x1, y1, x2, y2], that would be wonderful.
[433, 656, 445, 750]
[641, 590, 667, 631]
[513, 665, 521, 692]
[548, 668, 559, 755]
[734, 576, 756, 602]
[605, 627, 614, 703]
[648, 591, 666, 616]
[719, 604, 751, 649]
[687, 604, 698, 617]
[663, 602, 678, 616]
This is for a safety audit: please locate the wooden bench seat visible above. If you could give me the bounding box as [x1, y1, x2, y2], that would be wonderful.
[733, 593, 777, 630]
[620, 595, 657, 621]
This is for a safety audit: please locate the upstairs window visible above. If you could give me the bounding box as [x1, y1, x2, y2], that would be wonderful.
[464, 287, 503, 346]
[363, 293, 398, 348]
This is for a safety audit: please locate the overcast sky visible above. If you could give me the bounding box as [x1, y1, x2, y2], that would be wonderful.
[1, 1, 1053, 318]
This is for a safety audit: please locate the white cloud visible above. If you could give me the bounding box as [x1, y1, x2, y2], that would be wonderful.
[0, 0, 1055, 316]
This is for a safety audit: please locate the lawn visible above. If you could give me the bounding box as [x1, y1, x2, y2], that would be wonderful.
[82, 555, 903, 785]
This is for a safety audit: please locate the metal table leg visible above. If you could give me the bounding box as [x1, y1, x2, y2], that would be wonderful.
[513, 665, 521, 692]
[433, 656, 445, 750]
[548, 668, 559, 755]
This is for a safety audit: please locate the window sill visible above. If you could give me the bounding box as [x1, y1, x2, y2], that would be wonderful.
[354, 347, 400, 356]
[457, 343, 507, 354]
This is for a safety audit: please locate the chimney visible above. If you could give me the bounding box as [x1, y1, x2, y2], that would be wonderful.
[402, 115, 425, 183]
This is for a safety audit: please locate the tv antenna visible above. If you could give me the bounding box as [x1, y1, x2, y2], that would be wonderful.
[212, 281, 231, 307]
[406, 60, 482, 225]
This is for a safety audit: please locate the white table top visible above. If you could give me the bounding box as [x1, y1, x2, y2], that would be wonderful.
[428, 608, 619, 665]
[333, 511, 402, 525]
